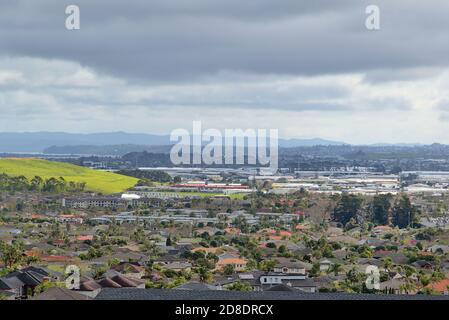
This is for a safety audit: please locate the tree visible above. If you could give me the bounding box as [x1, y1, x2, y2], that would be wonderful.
[371, 194, 392, 225]
[166, 236, 172, 246]
[33, 281, 64, 295]
[173, 176, 182, 183]
[25, 255, 39, 266]
[309, 262, 321, 277]
[399, 280, 417, 294]
[222, 264, 235, 276]
[197, 267, 212, 283]
[328, 263, 343, 276]
[259, 259, 277, 272]
[227, 281, 252, 291]
[266, 242, 276, 249]
[346, 267, 363, 283]
[30, 176, 44, 191]
[392, 195, 418, 229]
[333, 194, 363, 226]
[92, 265, 108, 279]
[383, 257, 393, 272]
[277, 245, 287, 254]
[0, 240, 23, 268]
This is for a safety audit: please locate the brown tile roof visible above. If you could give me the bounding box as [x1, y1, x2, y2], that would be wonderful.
[111, 275, 144, 287]
[112, 263, 145, 274]
[98, 277, 122, 288]
[31, 287, 91, 300]
[80, 280, 102, 291]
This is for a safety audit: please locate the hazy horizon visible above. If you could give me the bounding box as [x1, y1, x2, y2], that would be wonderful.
[0, 131, 434, 147]
[2, 1, 449, 144]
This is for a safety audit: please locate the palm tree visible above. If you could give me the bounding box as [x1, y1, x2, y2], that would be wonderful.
[400, 280, 418, 294]
[383, 257, 393, 272]
[198, 267, 212, 283]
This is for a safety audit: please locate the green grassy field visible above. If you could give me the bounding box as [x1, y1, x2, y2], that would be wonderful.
[0, 158, 138, 194]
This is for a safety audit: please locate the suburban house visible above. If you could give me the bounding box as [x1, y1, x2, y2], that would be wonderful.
[174, 281, 217, 291]
[111, 262, 146, 279]
[380, 278, 418, 295]
[273, 258, 307, 274]
[425, 279, 449, 295]
[153, 256, 192, 272]
[427, 245, 449, 254]
[319, 259, 333, 272]
[76, 273, 146, 298]
[97, 274, 145, 289]
[31, 286, 91, 300]
[258, 272, 316, 293]
[215, 253, 248, 272]
[0, 266, 55, 299]
[412, 260, 434, 270]
[161, 261, 192, 272]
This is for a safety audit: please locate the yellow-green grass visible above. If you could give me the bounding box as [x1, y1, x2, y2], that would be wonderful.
[0, 158, 138, 194]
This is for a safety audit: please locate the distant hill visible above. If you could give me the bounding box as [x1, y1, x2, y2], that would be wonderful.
[44, 144, 172, 156]
[0, 132, 346, 153]
[0, 132, 170, 153]
[0, 158, 138, 194]
[279, 138, 346, 147]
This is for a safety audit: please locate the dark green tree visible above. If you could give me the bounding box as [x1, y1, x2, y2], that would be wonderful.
[333, 194, 363, 226]
[166, 236, 172, 246]
[392, 195, 418, 229]
[371, 194, 392, 225]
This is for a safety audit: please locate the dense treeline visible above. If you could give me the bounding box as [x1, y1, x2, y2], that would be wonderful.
[0, 173, 86, 193]
[117, 169, 172, 183]
[332, 193, 419, 229]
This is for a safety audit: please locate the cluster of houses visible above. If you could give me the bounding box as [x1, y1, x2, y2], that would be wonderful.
[2, 187, 449, 300]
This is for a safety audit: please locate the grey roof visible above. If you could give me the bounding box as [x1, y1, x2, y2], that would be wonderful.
[31, 287, 91, 300]
[274, 257, 307, 269]
[174, 281, 216, 291]
[0, 276, 24, 290]
[278, 278, 316, 288]
[265, 284, 295, 292]
[95, 288, 449, 300]
[0, 266, 49, 289]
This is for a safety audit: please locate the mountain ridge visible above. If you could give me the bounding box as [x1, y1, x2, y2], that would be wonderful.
[0, 132, 346, 153]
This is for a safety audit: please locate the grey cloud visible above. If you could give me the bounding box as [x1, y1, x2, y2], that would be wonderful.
[1, 1, 449, 83]
[362, 68, 444, 84]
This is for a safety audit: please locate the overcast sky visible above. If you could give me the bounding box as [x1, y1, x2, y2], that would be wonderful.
[1, 0, 449, 144]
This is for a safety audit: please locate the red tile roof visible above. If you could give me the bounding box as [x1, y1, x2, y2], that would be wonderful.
[40, 255, 73, 263]
[426, 279, 449, 293]
[76, 235, 93, 242]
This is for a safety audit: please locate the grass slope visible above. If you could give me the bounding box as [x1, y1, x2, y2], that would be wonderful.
[0, 158, 138, 194]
